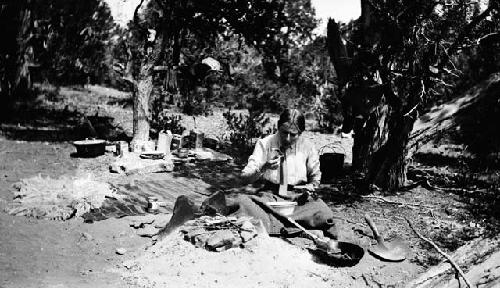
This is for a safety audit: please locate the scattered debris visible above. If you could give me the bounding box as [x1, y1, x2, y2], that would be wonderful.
[180, 215, 261, 252]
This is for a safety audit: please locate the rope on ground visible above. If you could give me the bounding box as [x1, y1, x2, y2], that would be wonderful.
[406, 218, 473, 288]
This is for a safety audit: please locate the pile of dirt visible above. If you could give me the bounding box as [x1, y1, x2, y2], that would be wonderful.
[6, 174, 120, 220]
[121, 229, 357, 288]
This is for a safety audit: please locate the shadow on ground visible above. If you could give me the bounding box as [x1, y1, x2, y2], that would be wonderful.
[0, 101, 130, 142]
[171, 159, 245, 194]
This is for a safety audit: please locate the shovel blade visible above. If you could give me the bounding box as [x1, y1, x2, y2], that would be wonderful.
[368, 238, 407, 262]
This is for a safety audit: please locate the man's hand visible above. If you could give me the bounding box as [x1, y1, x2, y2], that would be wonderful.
[262, 155, 281, 170]
[292, 184, 319, 204]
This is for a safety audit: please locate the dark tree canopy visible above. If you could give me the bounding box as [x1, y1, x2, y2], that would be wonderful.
[329, 0, 500, 190]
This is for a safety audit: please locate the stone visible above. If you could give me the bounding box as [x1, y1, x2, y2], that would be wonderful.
[80, 232, 93, 241]
[136, 226, 160, 237]
[115, 248, 127, 255]
[239, 220, 255, 232]
[240, 230, 257, 243]
[129, 217, 155, 229]
[122, 260, 136, 269]
[206, 230, 236, 250]
[194, 232, 212, 248]
[184, 228, 207, 242]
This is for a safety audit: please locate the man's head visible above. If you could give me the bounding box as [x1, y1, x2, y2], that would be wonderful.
[277, 108, 305, 148]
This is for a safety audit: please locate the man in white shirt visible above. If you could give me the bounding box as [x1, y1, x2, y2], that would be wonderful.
[162, 109, 339, 240]
[241, 108, 321, 191]
[233, 109, 338, 238]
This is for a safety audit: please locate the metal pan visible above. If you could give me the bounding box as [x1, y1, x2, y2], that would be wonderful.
[250, 196, 364, 266]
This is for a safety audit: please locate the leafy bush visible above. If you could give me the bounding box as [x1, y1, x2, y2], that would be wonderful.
[150, 88, 186, 137]
[223, 109, 276, 156]
[314, 84, 343, 132]
[155, 114, 186, 136]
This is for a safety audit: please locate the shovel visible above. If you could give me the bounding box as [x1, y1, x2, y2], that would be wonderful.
[364, 214, 407, 262]
[249, 196, 337, 248]
[250, 196, 364, 266]
[250, 196, 364, 255]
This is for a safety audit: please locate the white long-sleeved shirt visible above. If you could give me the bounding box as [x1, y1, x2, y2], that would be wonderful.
[241, 133, 321, 186]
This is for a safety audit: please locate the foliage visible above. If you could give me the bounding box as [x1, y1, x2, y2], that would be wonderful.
[31, 0, 117, 85]
[151, 111, 186, 137]
[342, 0, 499, 114]
[149, 84, 187, 137]
[211, 33, 340, 119]
[223, 109, 276, 156]
[331, 0, 500, 189]
[121, 0, 319, 113]
[314, 84, 343, 132]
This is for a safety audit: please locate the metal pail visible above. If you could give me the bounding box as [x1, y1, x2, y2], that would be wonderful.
[319, 143, 345, 183]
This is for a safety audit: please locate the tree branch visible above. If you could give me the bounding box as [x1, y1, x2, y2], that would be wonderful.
[133, 0, 147, 31]
[406, 218, 473, 288]
[443, 3, 497, 64]
[361, 195, 433, 208]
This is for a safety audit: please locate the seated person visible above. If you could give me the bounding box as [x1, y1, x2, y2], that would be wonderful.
[231, 108, 338, 237]
[161, 109, 339, 239]
[241, 108, 321, 191]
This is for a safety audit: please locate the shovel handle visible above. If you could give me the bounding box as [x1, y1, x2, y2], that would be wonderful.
[249, 196, 319, 241]
[364, 214, 384, 242]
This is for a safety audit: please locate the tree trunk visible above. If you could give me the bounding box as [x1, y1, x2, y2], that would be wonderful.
[327, 13, 417, 191]
[368, 112, 414, 190]
[350, 85, 415, 191]
[131, 64, 153, 151]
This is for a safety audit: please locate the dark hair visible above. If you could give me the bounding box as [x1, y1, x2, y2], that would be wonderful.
[278, 108, 305, 132]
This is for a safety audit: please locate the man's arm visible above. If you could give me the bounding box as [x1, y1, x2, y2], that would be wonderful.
[306, 145, 322, 187]
[240, 140, 267, 184]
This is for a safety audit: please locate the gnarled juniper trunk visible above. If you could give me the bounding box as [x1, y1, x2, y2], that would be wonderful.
[351, 90, 415, 191]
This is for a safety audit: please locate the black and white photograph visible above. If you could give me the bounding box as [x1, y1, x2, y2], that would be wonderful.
[0, 0, 499, 287]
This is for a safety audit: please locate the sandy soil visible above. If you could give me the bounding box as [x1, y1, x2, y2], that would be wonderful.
[1, 85, 496, 287]
[0, 138, 152, 288]
[120, 228, 421, 288]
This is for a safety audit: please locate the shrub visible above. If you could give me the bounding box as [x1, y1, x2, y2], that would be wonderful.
[161, 114, 186, 135]
[223, 109, 276, 156]
[315, 87, 343, 133]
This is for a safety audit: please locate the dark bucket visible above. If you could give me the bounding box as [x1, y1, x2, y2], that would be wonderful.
[73, 139, 106, 158]
[319, 144, 345, 183]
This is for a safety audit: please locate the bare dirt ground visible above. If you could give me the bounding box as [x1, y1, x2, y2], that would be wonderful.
[0, 84, 497, 287]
